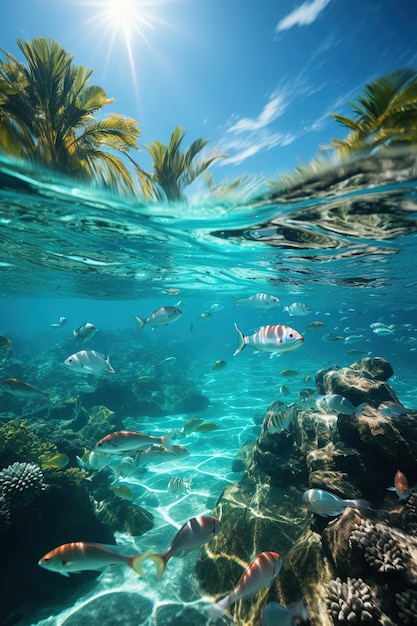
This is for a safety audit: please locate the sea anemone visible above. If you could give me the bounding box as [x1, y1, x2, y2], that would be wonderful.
[396, 589, 417, 625]
[0, 461, 46, 510]
[325, 576, 380, 624]
[349, 518, 406, 573]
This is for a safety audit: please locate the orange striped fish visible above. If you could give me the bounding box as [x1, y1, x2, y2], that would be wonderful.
[38, 542, 152, 577]
[233, 323, 303, 357]
[210, 551, 282, 618]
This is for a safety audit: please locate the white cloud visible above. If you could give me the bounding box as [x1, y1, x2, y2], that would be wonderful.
[276, 0, 332, 33]
[228, 94, 287, 133]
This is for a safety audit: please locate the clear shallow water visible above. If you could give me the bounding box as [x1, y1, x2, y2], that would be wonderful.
[1, 152, 417, 625]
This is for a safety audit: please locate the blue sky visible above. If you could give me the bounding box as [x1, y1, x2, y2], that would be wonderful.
[2, 0, 417, 184]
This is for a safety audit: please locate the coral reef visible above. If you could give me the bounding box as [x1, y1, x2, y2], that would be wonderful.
[325, 577, 380, 625]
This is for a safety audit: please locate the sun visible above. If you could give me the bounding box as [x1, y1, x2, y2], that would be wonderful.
[83, 0, 174, 94]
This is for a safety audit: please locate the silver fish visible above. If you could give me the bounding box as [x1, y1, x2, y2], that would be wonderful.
[261, 599, 310, 626]
[64, 350, 114, 375]
[316, 394, 365, 416]
[73, 322, 97, 342]
[232, 294, 280, 309]
[283, 302, 312, 316]
[0, 377, 50, 399]
[167, 477, 193, 495]
[378, 401, 408, 417]
[303, 488, 372, 517]
[133, 306, 182, 331]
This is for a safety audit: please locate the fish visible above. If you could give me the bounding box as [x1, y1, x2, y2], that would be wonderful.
[321, 333, 346, 342]
[261, 599, 310, 626]
[346, 348, 366, 356]
[298, 388, 316, 401]
[306, 321, 325, 331]
[345, 334, 364, 344]
[73, 322, 97, 342]
[199, 312, 213, 320]
[0, 334, 12, 356]
[233, 323, 304, 357]
[96, 430, 176, 454]
[378, 400, 408, 417]
[232, 294, 280, 309]
[148, 515, 222, 579]
[370, 322, 395, 336]
[266, 409, 289, 434]
[41, 453, 69, 470]
[387, 469, 411, 501]
[210, 303, 224, 312]
[64, 350, 115, 375]
[283, 302, 312, 316]
[167, 477, 193, 495]
[50, 316, 67, 328]
[38, 541, 153, 577]
[303, 375, 311, 383]
[212, 359, 227, 371]
[279, 385, 290, 396]
[181, 417, 205, 435]
[194, 422, 219, 433]
[109, 485, 134, 500]
[280, 369, 299, 377]
[165, 288, 180, 295]
[210, 551, 282, 619]
[137, 375, 154, 384]
[303, 488, 372, 517]
[133, 306, 182, 331]
[316, 394, 365, 416]
[0, 377, 50, 399]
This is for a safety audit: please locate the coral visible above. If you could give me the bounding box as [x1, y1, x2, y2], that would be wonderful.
[349, 519, 406, 573]
[0, 420, 55, 466]
[325, 577, 380, 625]
[0, 461, 46, 510]
[396, 589, 417, 625]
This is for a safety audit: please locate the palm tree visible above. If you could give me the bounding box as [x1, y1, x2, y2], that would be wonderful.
[136, 125, 227, 202]
[330, 68, 417, 155]
[0, 37, 140, 194]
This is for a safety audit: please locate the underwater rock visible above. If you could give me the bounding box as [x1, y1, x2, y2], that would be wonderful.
[316, 357, 398, 409]
[396, 589, 417, 625]
[78, 404, 124, 448]
[196, 356, 417, 625]
[231, 438, 256, 473]
[96, 497, 154, 536]
[154, 605, 209, 626]
[60, 591, 153, 626]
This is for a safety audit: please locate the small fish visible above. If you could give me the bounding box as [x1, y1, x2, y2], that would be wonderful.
[279, 385, 290, 396]
[133, 306, 182, 331]
[135, 444, 189, 467]
[210, 551, 282, 619]
[284, 302, 312, 316]
[306, 321, 325, 331]
[298, 388, 316, 400]
[210, 303, 224, 312]
[261, 599, 310, 626]
[182, 417, 205, 435]
[194, 422, 219, 433]
[199, 312, 213, 320]
[321, 333, 346, 342]
[371, 323, 395, 336]
[167, 477, 193, 495]
[38, 542, 152, 577]
[346, 349, 366, 356]
[280, 369, 299, 377]
[303, 488, 372, 517]
[50, 316, 67, 328]
[73, 322, 97, 342]
[64, 350, 115, 375]
[345, 334, 364, 344]
[165, 288, 180, 295]
[232, 294, 280, 309]
[233, 323, 304, 357]
[96, 430, 176, 453]
[387, 469, 411, 501]
[0, 377, 50, 399]
[137, 375, 154, 384]
[148, 515, 222, 579]
[378, 401, 408, 417]
[109, 485, 133, 500]
[266, 410, 289, 434]
[41, 453, 69, 470]
[303, 375, 311, 383]
[212, 359, 227, 371]
[316, 394, 365, 416]
[77, 383, 96, 393]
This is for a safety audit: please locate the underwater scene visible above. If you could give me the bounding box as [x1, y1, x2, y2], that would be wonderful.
[1, 149, 417, 626]
[2, 1, 417, 625]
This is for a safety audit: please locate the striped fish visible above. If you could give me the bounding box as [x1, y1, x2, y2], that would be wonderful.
[233, 323, 304, 357]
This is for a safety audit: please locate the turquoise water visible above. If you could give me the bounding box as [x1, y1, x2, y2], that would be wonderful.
[1, 154, 417, 625]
